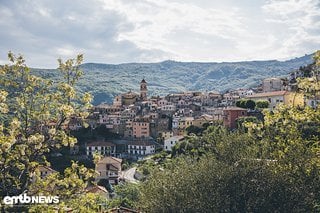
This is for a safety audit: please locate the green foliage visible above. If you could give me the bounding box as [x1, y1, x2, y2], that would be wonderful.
[236, 99, 256, 109]
[256, 100, 269, 109]
[236, 116, 260, 130]
[108, 183, 140, 209]
[185, 125, 203, 135]
[246, 99, 256, 110]
[139, 120, 320, 211]
[236, 99, 247, 108]
[0, 52, 100, 211]
[29, 162, 104, 212]
[139, 155, 294, 212]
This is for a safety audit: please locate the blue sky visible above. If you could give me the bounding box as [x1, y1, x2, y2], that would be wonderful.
[0, 0, 319, 68]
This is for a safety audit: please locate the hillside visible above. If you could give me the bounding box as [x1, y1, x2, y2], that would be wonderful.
[32, 54, 313, 105]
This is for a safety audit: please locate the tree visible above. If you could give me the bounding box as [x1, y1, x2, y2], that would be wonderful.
[236, 116, 259, 130]
[108, 183, 140, 209]
[0, 52, 102, 211]
[236, 99, 247, 108]
[236, 99, 256, 109]
[245, 99, 256, 110]
[256, 100, 269, 109]
[185, 125, 203, 135]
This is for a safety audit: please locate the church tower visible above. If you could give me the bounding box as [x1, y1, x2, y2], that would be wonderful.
[140, 78, 147, 101]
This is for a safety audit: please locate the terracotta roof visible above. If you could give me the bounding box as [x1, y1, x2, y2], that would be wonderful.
[98, 156, 122, 164]
[86, 185, 108, 194]
[247, 91, 288, 98]
[127, 140, 155, 146]
[87, 141, 115, 147]
[223, 107, 247, 111]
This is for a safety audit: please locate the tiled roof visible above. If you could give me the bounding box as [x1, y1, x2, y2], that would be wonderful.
[86, 185, 108, 194]
[247, 91, 288, 98]
[223, 107, 247, 111]
[87, 141, 115, 147]
[127, 140, 155, 146]
[98, 156, 122, 164]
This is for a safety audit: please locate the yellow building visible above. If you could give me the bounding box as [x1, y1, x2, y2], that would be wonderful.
[247, 91, 304, 110]
[193, 115, 214, 128]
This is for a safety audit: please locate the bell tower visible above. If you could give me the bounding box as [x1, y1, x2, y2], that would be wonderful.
[140, 78, 147, 101]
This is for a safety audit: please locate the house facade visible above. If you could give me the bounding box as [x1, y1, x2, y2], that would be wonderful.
[223, 107, 247, 129]
[133, 120, 150, 138]
[86, 141, 116, 156]
[95, 156, 122, 184]
[246, 91, 304, 110]
[164, 136, 184, 151]
[127, 140, 156, 156]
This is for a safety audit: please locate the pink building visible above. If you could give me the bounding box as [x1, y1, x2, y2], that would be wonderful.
[133, 120, 150, 138]
[223, 107, 247, 129]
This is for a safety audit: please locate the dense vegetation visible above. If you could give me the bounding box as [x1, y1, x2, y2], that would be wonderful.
[31, 54, 313, 104]
[0, 53, 104, 212]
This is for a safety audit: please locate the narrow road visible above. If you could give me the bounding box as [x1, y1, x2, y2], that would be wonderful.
[122, 167, 139, 184]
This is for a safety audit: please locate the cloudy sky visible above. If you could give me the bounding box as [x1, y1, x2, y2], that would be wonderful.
[0, 0, 319, 68]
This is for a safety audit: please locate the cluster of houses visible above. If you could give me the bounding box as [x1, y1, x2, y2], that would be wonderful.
[65, 69, 320, 186]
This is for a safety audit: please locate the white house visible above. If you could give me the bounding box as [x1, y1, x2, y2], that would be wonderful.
[164, 136, 184, 151]
[127, 140, 155, 156]
[86, 141, 116, 156]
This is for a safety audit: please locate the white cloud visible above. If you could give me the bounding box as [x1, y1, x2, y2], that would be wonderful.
[101, 0, 246, 61]
[0, 0, 319, 67]
[262, 0, 320, 58]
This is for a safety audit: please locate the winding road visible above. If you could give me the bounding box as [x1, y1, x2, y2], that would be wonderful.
[122, 167, 139, 184]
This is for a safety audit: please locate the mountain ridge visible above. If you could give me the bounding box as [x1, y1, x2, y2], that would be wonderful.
[31, 53, 314, 105]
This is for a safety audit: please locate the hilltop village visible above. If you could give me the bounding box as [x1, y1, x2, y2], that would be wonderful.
[44, 67, 318, 186]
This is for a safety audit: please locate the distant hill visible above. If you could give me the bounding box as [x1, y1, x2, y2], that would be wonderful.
[32, 53, 314, 105]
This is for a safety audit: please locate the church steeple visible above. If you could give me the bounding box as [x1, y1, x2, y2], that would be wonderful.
[140, 78, 147, 101]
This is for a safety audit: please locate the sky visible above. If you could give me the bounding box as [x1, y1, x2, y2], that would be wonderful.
[0, 0, 319, 68]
